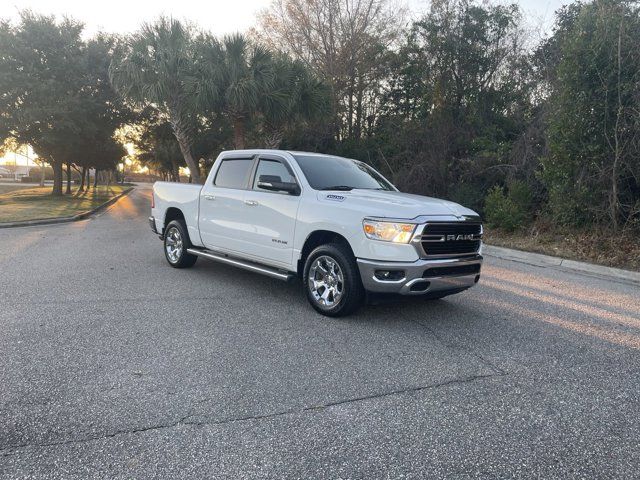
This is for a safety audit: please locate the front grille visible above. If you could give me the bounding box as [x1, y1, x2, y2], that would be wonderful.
[419, 223, 482, 256]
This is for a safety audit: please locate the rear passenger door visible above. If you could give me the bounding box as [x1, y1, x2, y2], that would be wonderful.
[199, 155, 255, 254]
[241, 154, 301, 266]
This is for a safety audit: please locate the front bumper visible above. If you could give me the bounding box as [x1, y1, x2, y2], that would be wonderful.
[357, 255, 482, 295]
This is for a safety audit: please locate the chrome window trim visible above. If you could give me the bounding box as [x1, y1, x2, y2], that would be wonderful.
[212, 155, 257, 189]
[250, 154, 303, 195]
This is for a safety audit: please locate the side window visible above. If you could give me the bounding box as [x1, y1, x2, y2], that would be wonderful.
[214, 158, 253, 189]
[253, 159, 297, 191]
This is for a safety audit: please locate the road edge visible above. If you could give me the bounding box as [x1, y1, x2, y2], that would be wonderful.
[483, 244, 640, 285]
[0, 187, 134, 229]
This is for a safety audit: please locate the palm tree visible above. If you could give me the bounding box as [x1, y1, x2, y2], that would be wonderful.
[260, 56, 330, 148]
[109, 17, 205, 183]
[212, 34, 277, 149]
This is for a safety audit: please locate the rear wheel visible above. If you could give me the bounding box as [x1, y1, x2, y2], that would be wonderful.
[303, 243, 364, 317]
[163, 220, 198, 268]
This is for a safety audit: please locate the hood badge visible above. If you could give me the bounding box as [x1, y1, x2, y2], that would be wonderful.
[326, 194, 345, 202]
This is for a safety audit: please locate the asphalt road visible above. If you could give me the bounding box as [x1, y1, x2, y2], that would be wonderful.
[1, 185, 638, 479]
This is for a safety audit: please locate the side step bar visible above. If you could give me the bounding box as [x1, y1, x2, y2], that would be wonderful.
[186, 248, 295, 282]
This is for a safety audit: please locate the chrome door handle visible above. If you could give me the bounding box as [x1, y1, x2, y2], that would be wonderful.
[244, 200, 258, 206]
[204, 195, 216, 200]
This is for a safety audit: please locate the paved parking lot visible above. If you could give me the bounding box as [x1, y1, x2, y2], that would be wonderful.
[1, 185, 638, 479]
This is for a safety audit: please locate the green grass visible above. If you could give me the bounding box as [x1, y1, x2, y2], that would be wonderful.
[0, 185, 128, 223]
[0, 184, 34, 195]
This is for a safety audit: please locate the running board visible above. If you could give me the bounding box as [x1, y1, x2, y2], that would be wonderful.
[186, 248, 295, 282]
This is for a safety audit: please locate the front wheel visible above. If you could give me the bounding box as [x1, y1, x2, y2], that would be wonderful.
[163, 220, 198, 268]
[303, 243, 364, 317]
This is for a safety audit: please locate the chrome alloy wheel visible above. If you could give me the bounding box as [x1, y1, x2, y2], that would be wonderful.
[165, 226, 183, 263]
[308, 255, 345, 308]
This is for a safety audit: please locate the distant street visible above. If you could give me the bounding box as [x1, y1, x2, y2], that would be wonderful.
[1, 184, 638, 479]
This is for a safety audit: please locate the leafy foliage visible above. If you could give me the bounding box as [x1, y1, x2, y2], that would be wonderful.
[541, 0, 640, 229]
[0, 12, 130, 194]
[109, 17, 206, 181]
[484, 181, 532, 232]
[1, 0, 639, 234]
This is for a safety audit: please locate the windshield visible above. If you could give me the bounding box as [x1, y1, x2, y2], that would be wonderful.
[293, 154, 395, 191]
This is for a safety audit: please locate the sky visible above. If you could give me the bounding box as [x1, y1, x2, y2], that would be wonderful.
[1, 0, 572, 38]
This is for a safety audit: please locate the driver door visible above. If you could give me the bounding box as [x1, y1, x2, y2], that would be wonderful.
[240, 154, 302, 267]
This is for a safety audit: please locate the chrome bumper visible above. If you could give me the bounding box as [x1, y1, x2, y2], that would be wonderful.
[357, 255, 482, 295]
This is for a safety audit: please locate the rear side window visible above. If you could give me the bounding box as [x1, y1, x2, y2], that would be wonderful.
[214, 158, 253, 189]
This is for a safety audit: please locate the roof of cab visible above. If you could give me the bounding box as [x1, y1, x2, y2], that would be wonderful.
[218, 149, 344, 159]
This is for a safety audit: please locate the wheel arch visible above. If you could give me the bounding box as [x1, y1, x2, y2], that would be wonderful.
[297, 230, 356, 278]
[163, 208, 186, 236]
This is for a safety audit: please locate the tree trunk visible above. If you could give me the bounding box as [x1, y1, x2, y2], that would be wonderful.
[264, 128, 284, 149]
[171, 159, 181, 183]
[347, 73, 355, 138]
[169, 114, 202, 183]
[52, 161, 63, 196]
[175, 135, 201, 183]
[355, 74, 363, 140]
[94, 169, 99, 188]
[610, 19, 624, 231]
[65, 162, 72, 195]
[233, 117, 246, 150]
[39, 160, 46, 187]
[79, 166, 87, 191]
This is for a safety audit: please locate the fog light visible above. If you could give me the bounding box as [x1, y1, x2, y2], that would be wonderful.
[374, 269, 405, 281]
[474, 274, 480, 283]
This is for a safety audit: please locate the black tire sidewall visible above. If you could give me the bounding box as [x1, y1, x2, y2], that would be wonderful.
[163, 220, 196, 268]
[303, 243, 364, 317]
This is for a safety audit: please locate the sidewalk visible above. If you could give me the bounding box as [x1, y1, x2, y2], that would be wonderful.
[484, 244, 640, 285]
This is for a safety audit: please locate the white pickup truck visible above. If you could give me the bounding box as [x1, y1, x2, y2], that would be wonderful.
[150, 150, 483, 316]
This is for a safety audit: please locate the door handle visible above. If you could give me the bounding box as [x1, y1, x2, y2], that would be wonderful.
[244, 200, 258, 206]
[204, 195, 216, 201]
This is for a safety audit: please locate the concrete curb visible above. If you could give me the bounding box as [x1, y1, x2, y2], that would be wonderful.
[483, 244, 640, 285]
[0, 187, 134, 229]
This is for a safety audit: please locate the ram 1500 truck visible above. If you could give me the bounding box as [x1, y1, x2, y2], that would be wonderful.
[150, 150, 483, 316]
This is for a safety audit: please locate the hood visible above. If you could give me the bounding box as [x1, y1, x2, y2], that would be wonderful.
[316, 189, 479, 220]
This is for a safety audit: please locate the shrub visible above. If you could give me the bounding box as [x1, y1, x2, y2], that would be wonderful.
[484, 181, 532, 231]
[449, 183, 485, 214]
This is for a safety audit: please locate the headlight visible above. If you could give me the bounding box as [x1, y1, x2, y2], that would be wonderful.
[362, 219, 416, 243]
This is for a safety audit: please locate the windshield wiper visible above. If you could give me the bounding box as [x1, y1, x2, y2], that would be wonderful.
[320, 185, 354, 191]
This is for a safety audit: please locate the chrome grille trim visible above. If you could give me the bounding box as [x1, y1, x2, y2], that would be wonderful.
[411, 222, 483, 258]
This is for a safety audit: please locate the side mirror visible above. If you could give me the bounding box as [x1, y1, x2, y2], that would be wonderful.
[257, 175, 300, 195]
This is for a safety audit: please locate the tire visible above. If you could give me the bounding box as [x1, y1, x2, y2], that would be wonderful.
[303, 243, 364, 317]
[163, 220, 198, 268]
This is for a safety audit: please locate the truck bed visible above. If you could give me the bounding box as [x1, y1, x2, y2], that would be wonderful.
[152, 181, 202, 244]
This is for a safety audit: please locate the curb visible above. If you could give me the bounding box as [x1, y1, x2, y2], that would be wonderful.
[0, 187, 134, 229]
[483, 244, 640, 285]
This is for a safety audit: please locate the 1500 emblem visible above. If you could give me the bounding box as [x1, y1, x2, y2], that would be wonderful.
[272, 239, 288, 245]
[326, 194, 345, 201]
